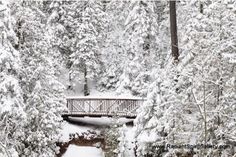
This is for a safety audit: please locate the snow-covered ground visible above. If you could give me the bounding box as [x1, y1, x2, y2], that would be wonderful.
[60, 119, 136, 157]
[62, 145, 104, 157]
[60, 121, 101, 142]
[60, 117, 134, 142]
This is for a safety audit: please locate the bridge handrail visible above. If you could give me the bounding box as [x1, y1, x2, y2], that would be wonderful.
[66, 97, 147, 101]
[64, 97, 146, 118]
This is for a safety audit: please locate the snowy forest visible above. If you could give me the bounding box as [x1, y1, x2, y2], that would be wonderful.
[0, 0, 235, 157]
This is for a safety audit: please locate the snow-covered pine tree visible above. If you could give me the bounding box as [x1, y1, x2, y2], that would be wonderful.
[0, 1, 26, 156]
[97, 0, 129, 91]
[135, 62, 186, 157]
[48, 0, 105, 95]
[47, 1, 84, 91]
[133, 2, 179, 155]
[69, 0, 105, 96]
[135, 0, 236, 156]
[104, 123, 120, 157]
[44, 1, 67, 78]
[177, 0, 236, 156]
[11, 1, 66, 156]
[155, 1, 171, 68]
[117, 0, 161, 97]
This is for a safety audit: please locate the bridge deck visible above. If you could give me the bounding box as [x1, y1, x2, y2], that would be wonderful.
[63, 97, 145, 118]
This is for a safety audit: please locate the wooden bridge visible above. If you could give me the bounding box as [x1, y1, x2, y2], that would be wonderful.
[62, 97, 146, 118]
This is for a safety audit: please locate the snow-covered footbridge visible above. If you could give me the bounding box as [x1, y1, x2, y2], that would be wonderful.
[62, 97, 146, 118]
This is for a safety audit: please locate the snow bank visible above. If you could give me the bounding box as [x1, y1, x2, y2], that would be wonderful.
[62, 145, 104, 157]
[60, 117, 134, 142]
[59, 122, 100, 142]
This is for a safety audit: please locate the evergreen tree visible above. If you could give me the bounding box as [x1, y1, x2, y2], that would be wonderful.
[0, 1, 26, 156]
[104, 124, 120, 157]
[135, 0, 236, 156]
[97, 0, 129, 91]
[12, 1, 66, 156]
[47, 1, 80, 90]
[69, 1, 104, 96]
[117, 0, 163, 96]
[48, 1, 105, 95]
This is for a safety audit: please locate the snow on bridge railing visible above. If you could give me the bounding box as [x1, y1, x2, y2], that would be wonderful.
[63, 96, 146, 118]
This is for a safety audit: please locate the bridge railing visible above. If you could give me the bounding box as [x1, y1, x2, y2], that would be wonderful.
[64, 97, 146, 118]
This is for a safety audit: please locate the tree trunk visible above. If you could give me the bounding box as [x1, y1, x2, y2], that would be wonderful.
[84, 65, 90, 96]
[203, 82, 207, 156]
[200, 3, 203, 14]
[67, 71, 73, 90]
[169, 0, 179, 62]
[15, 20, 24, 50]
